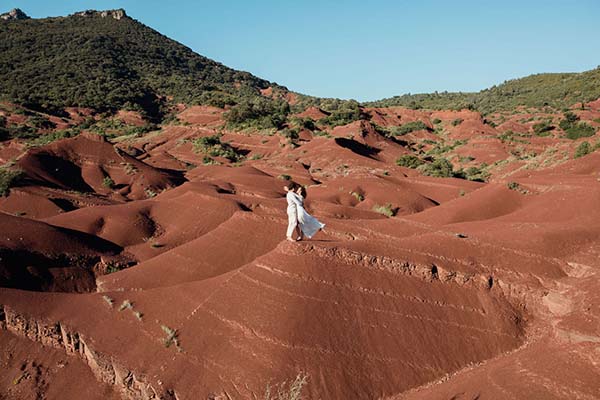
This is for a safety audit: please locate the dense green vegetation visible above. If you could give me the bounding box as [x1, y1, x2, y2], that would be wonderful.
[559, 111, 597, 139]
[391, 121, 429, 136]
[0, 10, 274, 119]
[418, 158, 455, 178]
[224, 96, 290, 129]
[367, 67, 600, 114]
[395, 154, 424, 168]
[0, 166, 22, 196]
[191, 134, 244, 162]
[26, 128, 79, 146]
[293, 96, 366, 127]
[455, 164, 490, 182]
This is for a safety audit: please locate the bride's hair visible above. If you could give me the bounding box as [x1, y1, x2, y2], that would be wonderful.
[286, 182, 299, 191]
[297, 186, 307, 199]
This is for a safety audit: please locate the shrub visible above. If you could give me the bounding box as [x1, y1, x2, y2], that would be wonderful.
[280, 128, 299, 142]
[5, 124, 37, 140]
[462, 164, 490, 182]
[432, 118, 442, 124]
[418, 158, 455, 178]
[391, 121, 429, 136]
[118, 300, 133, 311]
[102, 176, 115, 188]
[532, 121, 554, 136]
[225, 97, 289, 130]
[0, 167, 23, 196]
[561, 111, 579, 127]
[26, 128, 79, 147]
[451, 118, 464, 126]
[202, 156, 218, 165]
[290, 117, 317, 131]
[192, 134, 243, 162]
[373, 203, 396, 217]
[426, 139, 467, 156]
[320, 100, 364, 127]
[105, 262, 124, 274]
[395, 154, 424, 169]
[507, 181, 521, 191]
[350, 191, 364, 202]
[102, 295, 114, 307]
[574, 141, 592, 158]
[564, 122, 596, 140]
[28, 114, 56, 130]
[484, 118, 497, 128]
[161, 325, 180, 349]
[123, 163, 137, 175]
[264, 373, 308, 400]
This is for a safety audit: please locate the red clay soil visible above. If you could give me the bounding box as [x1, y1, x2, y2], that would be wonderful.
[115, 110, 147, 127]
[0, 330, 120, 400]
[294, 106, 331, 121]
[177, 105, 225, 126]
[1, 102, 600, 399]
[16, 132, 181, 201]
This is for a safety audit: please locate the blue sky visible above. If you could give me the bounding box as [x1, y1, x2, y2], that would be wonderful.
[8, 0, 600, 101]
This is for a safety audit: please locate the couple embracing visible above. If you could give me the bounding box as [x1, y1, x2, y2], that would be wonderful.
[284, 182, 325, 242]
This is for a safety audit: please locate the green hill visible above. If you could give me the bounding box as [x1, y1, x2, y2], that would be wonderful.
[0, 9, 278, 118]
[367, 67, 600, 114]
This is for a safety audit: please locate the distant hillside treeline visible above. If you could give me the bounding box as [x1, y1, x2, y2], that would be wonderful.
[0, 11, 276, 117]
[367, 67, 600, 113]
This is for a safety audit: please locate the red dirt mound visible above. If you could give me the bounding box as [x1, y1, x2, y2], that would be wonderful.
[177, 105, 225, 126]
[294, 106, 330, 120]
[16, 132, 182, 200]
[0, 213, 123, 292]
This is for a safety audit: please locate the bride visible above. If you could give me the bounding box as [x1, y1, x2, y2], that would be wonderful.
[284, 182, 325, 241]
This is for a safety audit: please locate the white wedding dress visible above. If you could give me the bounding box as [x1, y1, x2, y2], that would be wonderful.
[287, 191, 325, 238]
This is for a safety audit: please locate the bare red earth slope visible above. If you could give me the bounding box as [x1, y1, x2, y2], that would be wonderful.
[1, 99, 600, 399]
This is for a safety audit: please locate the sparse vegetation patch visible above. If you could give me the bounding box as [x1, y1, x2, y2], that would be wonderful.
[574, 141, 592, 158]
[264, 372, 309, 400]
[373, 203, 396, 217]
[0, 166, 23, 196]
[395, 154, 425, 169]
[191, 134, 244, 162]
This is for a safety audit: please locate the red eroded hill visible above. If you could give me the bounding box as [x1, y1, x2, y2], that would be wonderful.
[16, 132, 183, 200]
[2, 97, 600, 399]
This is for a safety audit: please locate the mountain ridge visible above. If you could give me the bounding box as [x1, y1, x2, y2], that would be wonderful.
[0, 8, 279, 119]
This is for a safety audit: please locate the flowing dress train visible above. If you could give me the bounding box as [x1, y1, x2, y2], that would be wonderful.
[289, 192, 325, 238]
